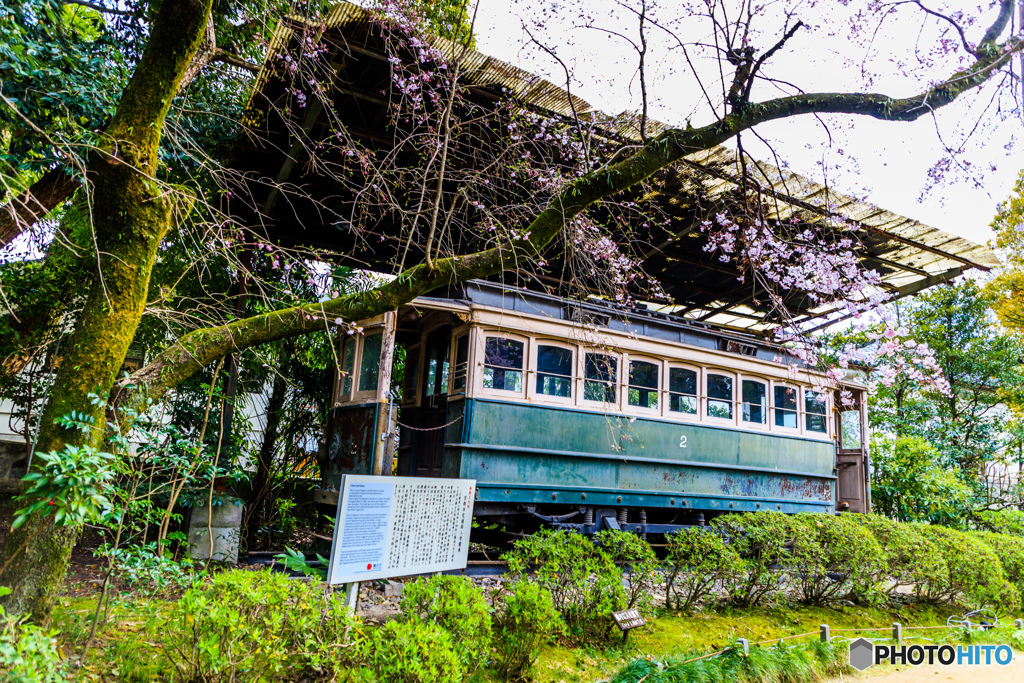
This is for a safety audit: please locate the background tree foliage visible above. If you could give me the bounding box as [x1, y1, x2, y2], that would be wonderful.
[829, 280, 1024, 522]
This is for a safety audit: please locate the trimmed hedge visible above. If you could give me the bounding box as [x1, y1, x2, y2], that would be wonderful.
[663, 512, 1024, 613]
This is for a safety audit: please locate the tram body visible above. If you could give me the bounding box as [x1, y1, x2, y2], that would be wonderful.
[319, 281, 870, 532]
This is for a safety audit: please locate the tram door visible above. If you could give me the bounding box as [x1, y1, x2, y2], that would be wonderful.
[415, 326, 451, 477]
[835, 391, 870, 513]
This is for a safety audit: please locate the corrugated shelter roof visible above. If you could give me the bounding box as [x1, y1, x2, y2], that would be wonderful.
[236, 1, 998, 334]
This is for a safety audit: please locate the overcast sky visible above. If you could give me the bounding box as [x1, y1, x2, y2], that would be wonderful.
[472, 0, 1023, 247]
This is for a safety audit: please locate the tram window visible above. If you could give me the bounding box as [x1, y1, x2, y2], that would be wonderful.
[402, 348, 419, 401]
[706, 373, 733, 419]
[841, 409, 862, 448]
[668, 367, 697, 414]
[340, 337, 356, 397]
[452, 335, 469, 391]
[805, 390, 828, 433]
[425, 351, 448, 397]
[537, 345, 573, 398]
[774, 385, 798, 428]
[584, 353, 617, 403]
[358, 333, 383, 393]
[741, 379, 767, 424]
[628, 360, 659, 410]
[483, 337, 524, 392]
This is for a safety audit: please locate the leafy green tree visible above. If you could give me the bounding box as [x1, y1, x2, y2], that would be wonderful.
[0, 0, 1021, 623]
[870, 436, 974, 525]
[988, 169, 1024, 332]
[828, 280, 1024, 506]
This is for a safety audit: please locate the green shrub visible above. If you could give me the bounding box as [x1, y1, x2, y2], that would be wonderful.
[975, 509, 1024, 537]
[493, 580, 565, 682]
[917, 525, 1020, 612]
[503, 529, 624, 642]
[788, 513, 886, 605]
[975, 531, 1024, 599]
[596, 529, 662, 614]
[852, 514, 947, 596]
[0, 588, 66, 683]
[664, 527, 740, 613]
[106, 542, 197, 598]
[357, 620, 463, 683]
[399, 575, 491, 676]
[712, 512, 793, 607]
[162, 569, 360, 681]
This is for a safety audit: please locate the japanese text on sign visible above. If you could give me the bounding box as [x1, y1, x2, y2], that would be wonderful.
[326, 475, 475, 584]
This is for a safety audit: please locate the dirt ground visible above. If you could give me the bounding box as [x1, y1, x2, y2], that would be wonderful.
[829, 654, 1024, 683]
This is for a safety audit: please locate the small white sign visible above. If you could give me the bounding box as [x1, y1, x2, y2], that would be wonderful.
[326, 475, 476, 584]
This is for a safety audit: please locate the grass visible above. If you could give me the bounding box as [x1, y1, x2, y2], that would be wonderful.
[523, 602, 1023, 683]
[49, 596, 1024, 683]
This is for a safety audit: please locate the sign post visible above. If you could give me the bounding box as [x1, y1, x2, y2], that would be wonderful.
[326, 475, 476, 606]
[612, 608, 647, 644]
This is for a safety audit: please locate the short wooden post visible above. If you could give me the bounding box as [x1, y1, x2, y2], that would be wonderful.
[820, 624, 830, 643]
[737, 638, 749, 656]
[892, 623, 902, 643]
[1015, 618, 1023, 629]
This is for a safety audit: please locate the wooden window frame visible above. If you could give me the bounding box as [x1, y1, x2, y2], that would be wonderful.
[623, 353, 662, 417]
[803, 387, 831, 438]
[477, 331, 529, 400]
[580, 348, 621, 409]
[664, 363, 701, 422]
[704, 370, 737, 426]
[352, 331, 386, 402]
[770, 381, 801, 434]
[449, 326, 472, 397]
[529, 339, 576, 406]
[738, 374, 770, 430]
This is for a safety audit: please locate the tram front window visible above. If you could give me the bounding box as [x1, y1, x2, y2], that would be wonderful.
[774, 385, 798, 428]
[741, 379, 767, 424]
[668, 367, 697, 414]
[628, 360, 659, 409]
[584, 353, 617, 403]
[537, 345, 573, 397]
[340, 337, 355, 396]
[707, 373, 733, 419]
[483, 337, 524, 392]
[358, 333, 383, 392]
[805, 390, 828, 433]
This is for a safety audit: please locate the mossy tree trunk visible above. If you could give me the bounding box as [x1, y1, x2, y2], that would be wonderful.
[0, 0, 214, 622]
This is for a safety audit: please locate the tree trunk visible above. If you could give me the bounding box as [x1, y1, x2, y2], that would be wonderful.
[0, 169, 80, 249]
[243, 368, 288, 549]
[0, 0, 214, 622]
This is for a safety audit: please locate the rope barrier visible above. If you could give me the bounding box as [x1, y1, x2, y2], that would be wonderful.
[641, 609, 1013, 670]
[394, 414, 463, 432]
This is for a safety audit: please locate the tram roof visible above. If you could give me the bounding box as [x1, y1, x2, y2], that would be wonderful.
[233, 1, 998, 336]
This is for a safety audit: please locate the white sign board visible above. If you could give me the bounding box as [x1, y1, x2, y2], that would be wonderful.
[326, 475, 476, 584]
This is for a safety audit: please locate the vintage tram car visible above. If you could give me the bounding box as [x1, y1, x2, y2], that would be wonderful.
[317, 280, 870, 533]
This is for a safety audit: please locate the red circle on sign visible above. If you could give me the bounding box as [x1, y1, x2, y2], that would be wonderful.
[367, 563, 372, 570]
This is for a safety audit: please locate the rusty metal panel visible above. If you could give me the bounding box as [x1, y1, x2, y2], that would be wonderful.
[452, 398, 835, 511]
[322, 402, 379, 490]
